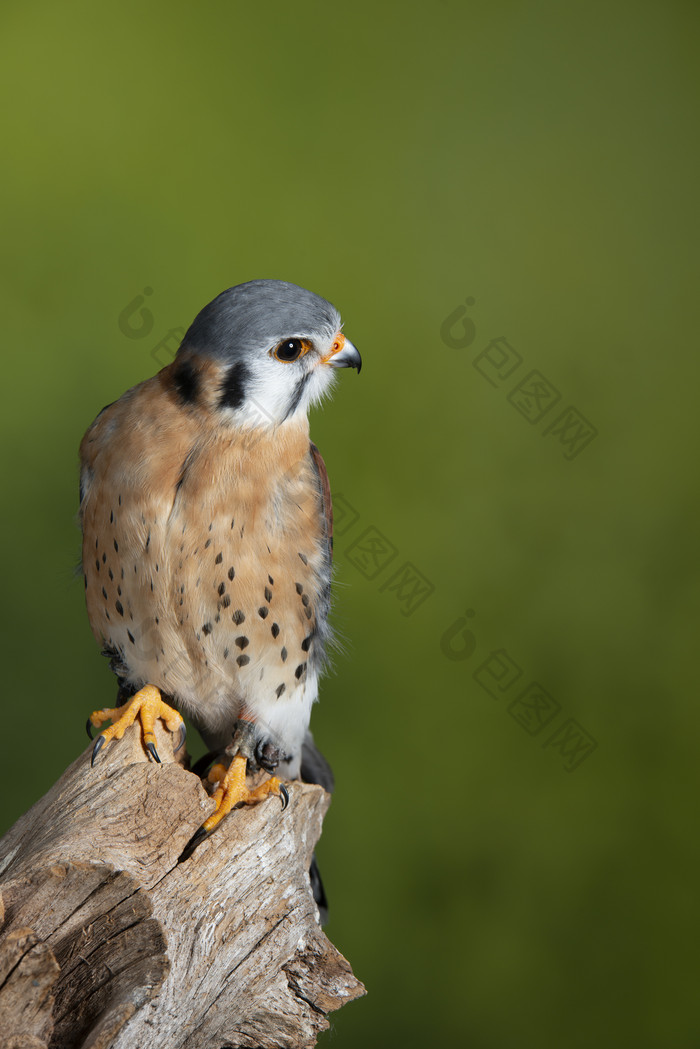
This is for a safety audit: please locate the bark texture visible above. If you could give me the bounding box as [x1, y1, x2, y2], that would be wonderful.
[0, 724, 364, 1048]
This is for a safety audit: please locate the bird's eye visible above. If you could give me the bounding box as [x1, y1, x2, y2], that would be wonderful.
[272, 338, 310, 363]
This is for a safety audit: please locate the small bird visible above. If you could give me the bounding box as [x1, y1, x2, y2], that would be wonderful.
[80, 279, 361, 837]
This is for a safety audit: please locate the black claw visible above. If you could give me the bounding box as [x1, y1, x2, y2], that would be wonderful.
[256, 739, 280, 773]
[145, 741, 162, 764]
[175, 723, 187, 753]
[91, 735, 106, 767]
[86, 718, 94, 741]
[178, 825, 208, 862]
[279, 784, 290, 811]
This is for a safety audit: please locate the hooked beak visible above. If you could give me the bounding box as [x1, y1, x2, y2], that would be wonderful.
[323, 333, 362, 373]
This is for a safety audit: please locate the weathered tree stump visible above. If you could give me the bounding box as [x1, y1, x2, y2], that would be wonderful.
[0, 724, 364, 1048]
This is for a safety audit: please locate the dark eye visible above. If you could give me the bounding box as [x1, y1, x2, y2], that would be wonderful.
[273, 338, 309, 363]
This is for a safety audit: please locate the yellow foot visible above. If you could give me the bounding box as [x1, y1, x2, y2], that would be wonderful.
[87, 683, 186, 766]
[202, 754, 289, 833]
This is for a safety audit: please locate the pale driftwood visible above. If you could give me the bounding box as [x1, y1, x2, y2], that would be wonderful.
[0, 723, 365, 1048]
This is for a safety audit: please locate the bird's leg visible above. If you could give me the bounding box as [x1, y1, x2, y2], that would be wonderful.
[201, 718, 288, 833]
[87, 683, 186, 765]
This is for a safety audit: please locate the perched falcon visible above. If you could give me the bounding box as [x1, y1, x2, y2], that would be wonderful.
[80, 279, 361, 836]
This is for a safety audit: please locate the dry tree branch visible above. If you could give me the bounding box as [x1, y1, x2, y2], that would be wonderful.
[0, 723, 364, 1048]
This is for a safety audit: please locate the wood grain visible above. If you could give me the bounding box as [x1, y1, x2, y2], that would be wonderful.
[0, 724, 364, 1047]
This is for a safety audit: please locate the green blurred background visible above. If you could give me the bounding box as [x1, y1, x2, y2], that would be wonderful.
[1, 1, 698, 1045]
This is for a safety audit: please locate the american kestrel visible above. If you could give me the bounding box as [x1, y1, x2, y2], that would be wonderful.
[80, 279, 361, 839]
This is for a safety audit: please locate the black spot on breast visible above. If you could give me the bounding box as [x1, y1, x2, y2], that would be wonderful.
[221, 594, 231, 608]
[108, 568, 114, 581]
[84, 574, 88, 589]
[102, 587, 108, 600]
[218, 582, 226, 596]
[281, 646, 287, 662]
[218, 361, 250, 411]
[235, 636, 249, 649]
[204, 538, 212, 549]
[295, 582, 303, 595]
[258, 607, 269, 619]
[304, 606, 312, 620]
[237, 654, 250, 667]
[115, 600, 124, 616]
[228, 567, 235, 581]
[114, 539, 119, 553]
[223, 647, 229, 659]
[117, 585, 122, 596]
[301, 634, 313, 652]
[271, 623, 280, 639]
[295, 663, 307, 679]
[301, 594, 310, 607]
[268, 575, 274, 585]
[233, 609, 245, 624]
[127, 630, 135, 644]
[102, 552, 106, 564]
[172, 358, 200, 405]
[215, 552, 223, 565]
[145, 531, 151, 550]
[202, 622, 213, 636]
[95, 559, 100, 572]
[298, 552, 308, 565]
[264, 586, 272, 603]
[276, 683, 286, 698]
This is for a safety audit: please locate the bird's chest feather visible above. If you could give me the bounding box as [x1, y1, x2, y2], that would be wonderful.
[82, 394, 328, 734]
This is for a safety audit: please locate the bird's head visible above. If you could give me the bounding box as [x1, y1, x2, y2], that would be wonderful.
[171, 279, 361, 428]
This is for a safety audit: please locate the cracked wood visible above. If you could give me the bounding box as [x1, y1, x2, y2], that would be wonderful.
[0, 723, 365, 1048]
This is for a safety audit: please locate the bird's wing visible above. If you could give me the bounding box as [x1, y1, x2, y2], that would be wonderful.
[304, 441, 335, 794]
[309, 441, 333, 561]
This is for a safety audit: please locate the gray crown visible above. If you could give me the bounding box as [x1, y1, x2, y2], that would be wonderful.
[179, 280, 341, 360]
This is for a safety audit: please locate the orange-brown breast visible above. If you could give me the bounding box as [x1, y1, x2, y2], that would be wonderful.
[79, 360, 329, 740]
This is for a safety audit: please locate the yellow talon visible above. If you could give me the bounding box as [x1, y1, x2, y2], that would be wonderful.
[202, 754, 287, 833]
[89, 684, 186, 766]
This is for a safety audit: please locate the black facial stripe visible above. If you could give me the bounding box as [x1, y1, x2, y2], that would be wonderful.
[284, 370, 313, 420]
[172, 359, 200, 405]
[218, 362, 250, 411]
